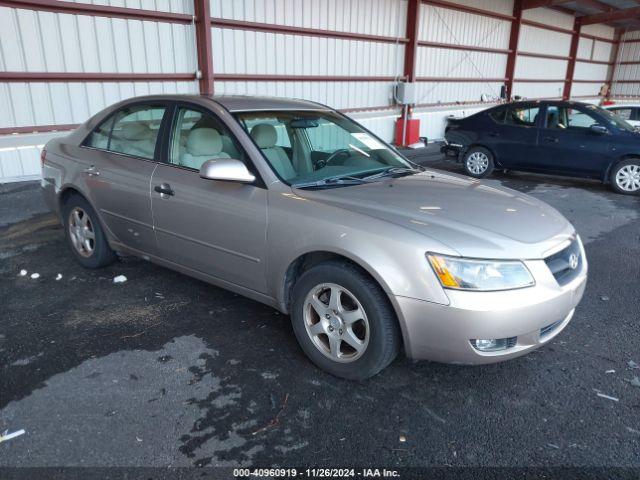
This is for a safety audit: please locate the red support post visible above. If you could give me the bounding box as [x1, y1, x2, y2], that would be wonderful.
[403, 0, 421, 83]
[505, 0, 522, 100]
[194, 0, 214, 95]
[563, 17, 581, 100]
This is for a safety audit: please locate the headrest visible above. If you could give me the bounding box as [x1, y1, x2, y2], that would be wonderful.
[186, 128, 222, 156]
[119, 121, 152, 140]
[250, 123, 278, 148]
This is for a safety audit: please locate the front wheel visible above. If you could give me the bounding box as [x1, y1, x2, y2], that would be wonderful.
[463, 146, 494, 178]
[290, 261, 401, 380]
[610, 159, 640, 195]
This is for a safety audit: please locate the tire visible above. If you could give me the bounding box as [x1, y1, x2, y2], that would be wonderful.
[290, 261, 401, 380]
[62, 194, 117, 268]
[610, 159, 640, 195]
[463, 146, 494, 179]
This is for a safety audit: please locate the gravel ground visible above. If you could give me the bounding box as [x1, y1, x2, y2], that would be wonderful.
[1, 152, 639, 477]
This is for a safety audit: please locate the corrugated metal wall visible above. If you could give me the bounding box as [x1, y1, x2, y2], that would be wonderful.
[0, 0, 629, 182]
[611, 30, 640, 98]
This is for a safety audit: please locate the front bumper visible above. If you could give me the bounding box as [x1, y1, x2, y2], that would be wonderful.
[396, 251, 588, 364]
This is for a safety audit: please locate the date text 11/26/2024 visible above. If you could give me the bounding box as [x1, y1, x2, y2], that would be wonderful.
[233, 468, 401, 478]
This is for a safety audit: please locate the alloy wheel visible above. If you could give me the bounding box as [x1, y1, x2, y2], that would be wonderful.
[466, 151, 489, 175]
[303, 283, 370, 363]
[68, 207, 95, 257]
[615, 164, 640, 192]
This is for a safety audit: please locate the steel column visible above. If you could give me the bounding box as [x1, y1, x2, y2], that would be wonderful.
[403, 0, 421, 83]
[607, 30, 622, 99]
[563, 17, 581, 100]
[505, 0, 522, 100]
[194, 0, 214, 95]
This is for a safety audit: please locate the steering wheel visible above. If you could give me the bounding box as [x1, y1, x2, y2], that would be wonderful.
[316, 148, 350, 169]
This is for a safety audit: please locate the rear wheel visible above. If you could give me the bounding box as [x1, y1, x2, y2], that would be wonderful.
[290, 261, 401, 380]
[610, 159, 640, 195]
[463, 146, 494, 178]
[62, 194, 117, 268]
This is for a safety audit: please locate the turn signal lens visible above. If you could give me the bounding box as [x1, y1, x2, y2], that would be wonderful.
[427, 253, 535, 291]
[427, 255, 460, 288]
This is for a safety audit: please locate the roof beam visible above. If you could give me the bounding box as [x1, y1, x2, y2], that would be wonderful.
[581, 7, 640, 25]
[521, 0, 573, 10]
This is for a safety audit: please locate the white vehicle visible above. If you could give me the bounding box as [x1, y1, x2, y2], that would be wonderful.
[602, 104, 640, 129]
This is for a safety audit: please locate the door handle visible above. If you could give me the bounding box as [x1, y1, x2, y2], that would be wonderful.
[154, 183, 175, 197]
[544, 136, 559, 143]
[488, 132, 500, 137]
[83, 165, 100, 176]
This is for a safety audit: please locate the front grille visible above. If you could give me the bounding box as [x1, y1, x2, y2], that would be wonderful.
[544, 239, 582, 286]
[540, 320, 563, 338]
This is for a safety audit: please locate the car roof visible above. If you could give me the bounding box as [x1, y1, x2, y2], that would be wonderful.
[489, 100, 600, 110]
[603, 104, 640, 108]
[113, 94, 330, 112]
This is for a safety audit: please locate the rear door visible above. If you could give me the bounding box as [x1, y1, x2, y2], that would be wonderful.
[79, 102, 169, 255]
[150, 103, 268, 293]
[483, 103, 542, 169]
[536, 103, 612, 176]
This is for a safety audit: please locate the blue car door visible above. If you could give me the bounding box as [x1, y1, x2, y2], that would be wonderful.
[484, 103, 542, 169]
[536, 103, 612, 177]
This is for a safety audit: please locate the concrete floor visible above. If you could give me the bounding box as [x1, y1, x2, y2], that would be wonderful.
[1, 153, 639, 472]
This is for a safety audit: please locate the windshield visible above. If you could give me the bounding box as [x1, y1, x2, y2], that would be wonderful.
[587, 104, 636, 133]
[234, 110, 414, 186]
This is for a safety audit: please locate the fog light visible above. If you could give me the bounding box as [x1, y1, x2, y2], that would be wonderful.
[471, 337, 516, 352]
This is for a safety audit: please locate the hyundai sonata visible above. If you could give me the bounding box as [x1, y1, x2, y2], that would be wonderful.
[41, 95, 588, 379]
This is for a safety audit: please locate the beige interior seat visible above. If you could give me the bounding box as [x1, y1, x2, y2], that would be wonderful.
[112, 121, 156, 158]
[250, 123, 296, 180]
[180, 128, 230, 170]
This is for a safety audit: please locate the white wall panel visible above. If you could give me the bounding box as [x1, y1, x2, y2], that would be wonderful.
[414, 81, 505, 104]
[66, 0, 194, 14]
[512, 81, 564, 99]
[518, 25, 571, 56]
[416, 47, 507, 78]
[413, 104, 492, 140]
[0, 81, 198, 129]
[577, 37, 593, 60]
[592, 41, 613, 63]
[212, 28, 404, 76]
[570, 82, 601, 98]
[444, 0, 513, 16]
[215, 81, 395, 110]
[515, 56, 567, 80]
[574, 62, 609, 82]
[418, 4, 511, 49]
[581, 24, 614, 40]
[0, 7, 197, 74]
[522, 7, 574, 30]
[210, 0, 407, 37]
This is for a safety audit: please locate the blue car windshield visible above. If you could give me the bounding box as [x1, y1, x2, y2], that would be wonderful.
[234, 110, 414, 186]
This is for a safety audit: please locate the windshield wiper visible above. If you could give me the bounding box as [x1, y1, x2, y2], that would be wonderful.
[292, 175, 371, 189]
[361, 166, 422, 181]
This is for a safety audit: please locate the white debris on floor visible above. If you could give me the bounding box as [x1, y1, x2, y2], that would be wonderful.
[55, 273, 62, 281]
[0, 429, 25, 444]
[18, 269, 27, 276]
[30, 273, 40, 279]
[596, 393, 619, 402]
[605, 369, 616, 374]
[113, 275, 127, 284]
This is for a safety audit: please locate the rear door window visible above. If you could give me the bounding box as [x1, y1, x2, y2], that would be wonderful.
[84, 104, 167, 160]
[503, 106, 540, 127]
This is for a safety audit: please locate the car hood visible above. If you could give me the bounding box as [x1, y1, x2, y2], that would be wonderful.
[294, 170, 575, 259]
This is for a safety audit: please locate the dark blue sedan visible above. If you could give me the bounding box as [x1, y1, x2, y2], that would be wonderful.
[441, 100, 640, 195]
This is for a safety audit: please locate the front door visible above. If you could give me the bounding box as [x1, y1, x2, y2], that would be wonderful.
[150, 105, 268, 293]
[78, 102, 169, 255]
[536, 104, 612, 177]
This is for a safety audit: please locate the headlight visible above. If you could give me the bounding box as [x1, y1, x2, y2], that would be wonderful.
[427, 254, 535, 291]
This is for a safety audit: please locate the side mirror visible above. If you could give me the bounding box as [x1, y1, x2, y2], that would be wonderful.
[199, 158, 256, 183]
[590, 124, 608, 135]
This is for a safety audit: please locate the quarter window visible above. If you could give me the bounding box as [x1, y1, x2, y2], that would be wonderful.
[84, 104, 166, 160]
